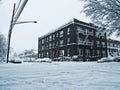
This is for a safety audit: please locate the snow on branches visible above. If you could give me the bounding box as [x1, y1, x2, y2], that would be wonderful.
[81, 0, 120, 36]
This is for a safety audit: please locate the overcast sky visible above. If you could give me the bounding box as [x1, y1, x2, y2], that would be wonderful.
[0, 0, 119, 53]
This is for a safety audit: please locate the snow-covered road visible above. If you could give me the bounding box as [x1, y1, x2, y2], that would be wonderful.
[0, 62, 120, 90]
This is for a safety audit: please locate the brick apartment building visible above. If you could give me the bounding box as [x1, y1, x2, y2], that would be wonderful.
[38, 18, 108, 61]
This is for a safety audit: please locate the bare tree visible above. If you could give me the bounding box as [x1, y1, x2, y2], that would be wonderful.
[0, 34, 7, 62]
[81, 0, 120, 36]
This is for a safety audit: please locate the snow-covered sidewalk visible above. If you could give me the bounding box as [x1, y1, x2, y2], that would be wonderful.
[0, 62, 120, 90]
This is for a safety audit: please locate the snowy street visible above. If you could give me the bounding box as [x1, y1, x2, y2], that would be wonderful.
[0, 62, 120, 90]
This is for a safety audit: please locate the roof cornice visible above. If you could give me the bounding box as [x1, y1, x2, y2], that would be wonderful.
[39, 18, 97, 39]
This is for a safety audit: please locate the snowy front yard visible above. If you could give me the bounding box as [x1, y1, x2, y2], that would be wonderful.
[0, 62, 120, 90]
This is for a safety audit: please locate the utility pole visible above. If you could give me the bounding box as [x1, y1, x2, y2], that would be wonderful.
[6, 4, 16, 63]
[6, 0, 37, 63]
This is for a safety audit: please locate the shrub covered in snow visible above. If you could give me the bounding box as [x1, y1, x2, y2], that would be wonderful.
[36, 58, 52, 63]
[0, 34, 7, 62]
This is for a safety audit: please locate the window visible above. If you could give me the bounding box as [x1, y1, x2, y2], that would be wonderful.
[67, 49, 70, 56]
[85, 29, 89, 34]
[97, 41, 100, 47]
[41, 52, 43, 57]
[97, 50, 101, 56]
[56, 33, 58, 38]
[42, 39, 44, 44]
[52, 51, 55, 57]
[67, 38, 70, 44]
[46, 52, 48, 56]
[79, 49, 83, 56]
[42, 46, 44, 50]
[102, 50, 106, 57]
[60, 40, 63, 46]
[67, 28, 70, 35]
[114, 44, 116, 47]
[51, 43, 53, 48]
[56, 50, 59, 55]
[102, 42, 106, 47]
[119, 45, 120, 48]
[85, 49, 90, 56]
[49, 43, 52, 49]
[93, 50, 96, 56]
[46, 44, 48, 49]
[53, 34, 55, 40]
[39, 54, 41, 57]
[60, 50, 64, 56]
[49, 35, 52, 41]
[46, 37, 48, 42]
[116, 45, 119, 48]
[60, 31, 64, 37]
[77, 26, 82, 32]
[53, 42, 55, 48]
[56, 41, 58, 46]
[39, 40, 42, 46]
[87, 49, 90, 56]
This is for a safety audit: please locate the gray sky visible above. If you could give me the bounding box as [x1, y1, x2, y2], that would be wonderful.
[0, 0, 119, 53]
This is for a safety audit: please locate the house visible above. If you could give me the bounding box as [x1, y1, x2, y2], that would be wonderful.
[107, 39, 120, 56]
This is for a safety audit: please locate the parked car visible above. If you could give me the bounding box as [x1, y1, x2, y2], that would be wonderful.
[9, 57, 22, 64]
[36, 58, 52, 63]
[97, 57, 114, 63]
[63, 56, 72, 61]
[72, 55, 81, 61]
[52, 56, 71, 61]
[52, 57, 61, 61]
[113, 56, 120, 62]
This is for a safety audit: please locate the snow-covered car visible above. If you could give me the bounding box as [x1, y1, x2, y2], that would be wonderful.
[63, 56, 72, 61]
[52, 56, 71, 61]
[52, 57, 61, 61]
[113, 56, 120, 62]
[22, 58, 36, 62]
[72, 55, 81, 61]
[9, 57, 22, 64]
[97, 57, 114, 63]
[36, 58, 52, 63]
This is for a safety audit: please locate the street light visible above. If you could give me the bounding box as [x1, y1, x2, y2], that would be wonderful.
[14, 21, 37, 24]
[6, 0, 37, 63]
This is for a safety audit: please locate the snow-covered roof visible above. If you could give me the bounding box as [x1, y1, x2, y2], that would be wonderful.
[39, 18, 98, 39]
